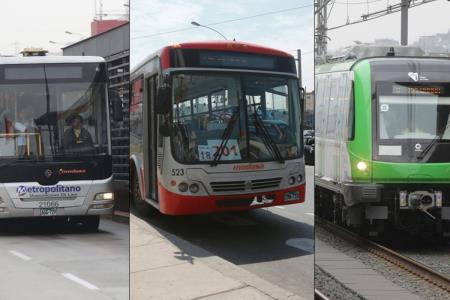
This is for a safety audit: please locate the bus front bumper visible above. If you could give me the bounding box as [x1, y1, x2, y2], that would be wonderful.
[0, 177, 114, 219]
[157, 183, 305, 215]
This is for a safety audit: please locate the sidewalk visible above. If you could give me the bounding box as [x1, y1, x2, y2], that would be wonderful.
[130, 215, 305, 300]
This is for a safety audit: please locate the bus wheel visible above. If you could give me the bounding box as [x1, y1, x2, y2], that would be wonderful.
[132, 173, 153, 216]
[82, 216, 100, 232]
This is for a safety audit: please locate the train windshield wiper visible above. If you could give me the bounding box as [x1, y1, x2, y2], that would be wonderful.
[210, 107, 241, 167]
[417, 122, 450, 160]
[252, 113, 285, 164]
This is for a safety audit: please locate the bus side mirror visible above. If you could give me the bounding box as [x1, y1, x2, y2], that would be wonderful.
[299, 87, 306, 125]
[156, 86, 172, 114]
[110, 90, 124, 122]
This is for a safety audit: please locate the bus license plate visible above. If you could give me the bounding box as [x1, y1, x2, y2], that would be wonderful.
[284, 191, 300, 201]
[40, 208, 57, 216]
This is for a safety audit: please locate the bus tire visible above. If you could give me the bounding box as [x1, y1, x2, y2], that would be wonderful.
[132, 173, 153, 216]
[82, 216, 100, 232]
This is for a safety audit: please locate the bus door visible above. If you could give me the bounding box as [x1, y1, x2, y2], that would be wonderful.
[146, 76, 158, 201]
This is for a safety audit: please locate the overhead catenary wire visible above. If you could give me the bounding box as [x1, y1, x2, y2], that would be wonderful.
[327, 0, 437, 31]
[328, 0, 336, 19]
[334, 0, 383, 4]
[132, 4, 313, 40]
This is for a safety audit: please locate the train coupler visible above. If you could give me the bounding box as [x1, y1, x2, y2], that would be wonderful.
[398, 190, 447, 220]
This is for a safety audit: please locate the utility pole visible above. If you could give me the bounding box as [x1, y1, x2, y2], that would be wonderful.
[400, 0, 410, 45]
[315, 0, 331, 64]
[297, 49, 302, 89]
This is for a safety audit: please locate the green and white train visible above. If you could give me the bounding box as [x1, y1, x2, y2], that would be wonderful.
[315, 55, 450, 236]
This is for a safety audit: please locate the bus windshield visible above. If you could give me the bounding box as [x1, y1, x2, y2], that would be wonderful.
[0, 63, 108, 160]
[171, 72, 302, 164]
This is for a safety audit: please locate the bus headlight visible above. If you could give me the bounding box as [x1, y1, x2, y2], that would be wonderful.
[95, 192, 114, 200]
[189, 183, 200, 193]
[178, 182, 189, 193]
[288, 176, 296, 185]
[356, 161, 367, 171]
[435, 191, 442, 207]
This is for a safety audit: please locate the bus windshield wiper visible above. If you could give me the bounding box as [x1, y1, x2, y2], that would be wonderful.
[417, 122, 450, 160]
[252, 113, 285, 163]
[210, 107, 240, 167]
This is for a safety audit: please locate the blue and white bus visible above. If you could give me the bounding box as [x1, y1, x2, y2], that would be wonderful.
[0, 55, 122, 230]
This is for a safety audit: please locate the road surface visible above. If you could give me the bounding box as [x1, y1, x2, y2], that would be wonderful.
[0, 217, 129, 300]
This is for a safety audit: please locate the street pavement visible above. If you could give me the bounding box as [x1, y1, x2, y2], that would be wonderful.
[132, 166, 315, 300]
[0, 217, 129, 300]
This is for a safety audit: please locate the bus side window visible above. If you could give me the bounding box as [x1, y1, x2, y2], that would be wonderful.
[131, 77, 144, 140]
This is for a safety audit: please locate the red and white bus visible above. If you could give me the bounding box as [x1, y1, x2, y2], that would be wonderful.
[130, 41, 305, 215]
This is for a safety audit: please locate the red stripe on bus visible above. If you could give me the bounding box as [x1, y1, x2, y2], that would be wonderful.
[157, 183, 305, 215]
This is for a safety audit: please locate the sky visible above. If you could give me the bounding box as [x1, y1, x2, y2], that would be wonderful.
[0, 0, 128, 55]
[130, 0, 315, 89]
[325, 0, 450, 52]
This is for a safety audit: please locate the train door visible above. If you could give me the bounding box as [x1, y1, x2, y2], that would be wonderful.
[147, 76, 158, 201]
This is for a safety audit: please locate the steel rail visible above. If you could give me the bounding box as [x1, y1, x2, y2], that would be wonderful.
[314, 289, 330, 300]
[316, 216, 450, 292]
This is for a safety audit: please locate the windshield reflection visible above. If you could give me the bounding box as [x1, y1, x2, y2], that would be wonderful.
[171, 73, 302, 164]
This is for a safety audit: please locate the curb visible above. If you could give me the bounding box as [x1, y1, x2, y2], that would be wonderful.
[103, 210, 130, 224]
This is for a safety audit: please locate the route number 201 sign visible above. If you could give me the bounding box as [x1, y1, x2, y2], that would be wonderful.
[198, 139, 242, 161]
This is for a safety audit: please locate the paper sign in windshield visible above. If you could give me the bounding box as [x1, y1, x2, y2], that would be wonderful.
[198, 139, 241, 161]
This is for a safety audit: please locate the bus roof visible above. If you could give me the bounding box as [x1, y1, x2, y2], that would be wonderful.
[132, 40, 293, 74]
[167, 41, 293, 57]
[0, 56, 105, 65]
[316, 56, 450, 74]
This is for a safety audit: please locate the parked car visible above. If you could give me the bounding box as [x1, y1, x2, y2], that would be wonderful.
[304, 136, 314, 165]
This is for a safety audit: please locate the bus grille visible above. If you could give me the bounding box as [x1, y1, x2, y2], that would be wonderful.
[210, 177, 282, 192]
[251, 177, 282, 190]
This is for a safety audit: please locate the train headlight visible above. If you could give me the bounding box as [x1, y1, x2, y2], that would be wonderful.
[178, 182, 188, 193]
[95, 192, 114, 200]
[189, 183, 200, 193]
[399, 191, 407, 207]
[435, 191, 442, 207]
[356, 161, 367, 171]
[288, 176, 296, 185]
[297, 175, 303, 183]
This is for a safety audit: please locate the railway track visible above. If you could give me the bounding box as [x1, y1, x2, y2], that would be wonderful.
[316, 217, 450, 293]
[314, 289, 329, 300]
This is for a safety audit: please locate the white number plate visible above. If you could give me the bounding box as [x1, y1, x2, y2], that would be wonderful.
[198, 139, 242, 161]
[40, 208, 57, 216]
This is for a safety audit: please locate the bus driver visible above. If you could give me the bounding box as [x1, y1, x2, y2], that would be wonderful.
[63, 114, 94, 152]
